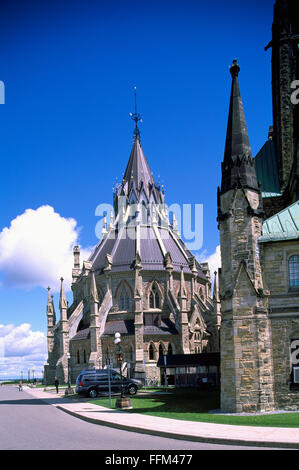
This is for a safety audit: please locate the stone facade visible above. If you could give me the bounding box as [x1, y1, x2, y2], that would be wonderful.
[218, 0, 299, 413]
[262, 239, 299, 410]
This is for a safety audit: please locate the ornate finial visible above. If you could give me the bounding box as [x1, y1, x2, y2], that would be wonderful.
[129, 86, 142, 141]
[230, 59, 240, 78]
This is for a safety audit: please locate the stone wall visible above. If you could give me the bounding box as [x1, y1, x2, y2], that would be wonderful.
[262, 239, 299, 409]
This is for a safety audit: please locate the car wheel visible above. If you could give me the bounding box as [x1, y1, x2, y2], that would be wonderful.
[127, 385, 137, 396]
[89, 388, 97, 398]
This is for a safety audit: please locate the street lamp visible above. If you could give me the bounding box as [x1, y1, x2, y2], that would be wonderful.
[65, 352, 74, 395]
[67, 353, 71, 388]
[114, 332, 132, 409]
[114, 333, 124, 398]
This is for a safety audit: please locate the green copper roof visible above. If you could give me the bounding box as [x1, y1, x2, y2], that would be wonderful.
[254, 139, 281, 198]
[259, 200, 299, 242]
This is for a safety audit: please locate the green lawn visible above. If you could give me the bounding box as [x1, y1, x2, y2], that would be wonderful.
[88, 388, 299, 428]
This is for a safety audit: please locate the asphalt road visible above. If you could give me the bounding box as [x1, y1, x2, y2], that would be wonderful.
[0, 386, 276, 451]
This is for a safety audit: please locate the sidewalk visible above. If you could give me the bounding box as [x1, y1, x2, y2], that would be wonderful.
[24, 386, 299, 449]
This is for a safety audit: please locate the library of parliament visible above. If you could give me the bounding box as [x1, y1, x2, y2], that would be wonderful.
[44, 0, 299, 412]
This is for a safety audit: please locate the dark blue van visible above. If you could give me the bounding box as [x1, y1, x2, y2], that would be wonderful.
[75, 369, 143, 398]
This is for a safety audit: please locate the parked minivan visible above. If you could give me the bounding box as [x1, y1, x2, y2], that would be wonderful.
[75, 369, 143, 398]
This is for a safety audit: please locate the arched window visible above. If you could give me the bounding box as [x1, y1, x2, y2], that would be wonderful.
[168, 343, 173, 355]
[149, 283, 160, 309]
[83, 350, 87, 363]
[149, 343, 155, 361]
[119, 285, 131, 311]
[289, 255, 299, 288]
[159, 343, 164, 357]
[77, 350, 80, 364]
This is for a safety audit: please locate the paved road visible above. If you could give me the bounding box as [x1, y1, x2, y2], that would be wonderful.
[0, 386, 276, 450]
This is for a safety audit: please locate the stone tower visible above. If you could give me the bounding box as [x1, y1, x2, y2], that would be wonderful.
[217, 60, 275, 413]
[267, 0, 299, 196]
[56, 277, 69, 383]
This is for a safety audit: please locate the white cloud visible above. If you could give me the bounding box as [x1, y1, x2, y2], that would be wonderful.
[0, 205, 92, 292]
[197, 245, 221, 282]
[0, 323, 47, 379]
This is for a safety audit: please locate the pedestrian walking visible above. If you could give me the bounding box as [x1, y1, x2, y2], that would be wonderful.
[54, 376, 59, 393]
[18, 380, 23, 391]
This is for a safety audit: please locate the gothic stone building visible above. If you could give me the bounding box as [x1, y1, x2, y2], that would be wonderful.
[218, 0, 299, 412]
[45, 0, 299, 415]
[44, 121, 220, 386]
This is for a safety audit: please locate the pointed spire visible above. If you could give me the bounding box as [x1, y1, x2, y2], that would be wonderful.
[213, 270, 220, 302]
[179, 266, 187, 299]
[46, 287, 54, 314]
[221, 59, 259, 194]
[90, 269, 99, 304]
[59, 277, 68, 311]
[122, 137, 155, 199]
[51, 294, 56, 324]
[118, 87, 163, 205]
[102, 214, 108, 236]
[172, 213, 180, 235]
[109, 208, 114, 230]
[129, 86, 142, 142]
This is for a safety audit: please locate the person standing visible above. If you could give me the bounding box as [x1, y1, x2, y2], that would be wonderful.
[54, 376, 59, 394]
[18, 380, 23, 391]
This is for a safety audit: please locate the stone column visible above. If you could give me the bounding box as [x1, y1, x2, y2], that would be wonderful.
[178, 267, 190, 354]
[88, 269, 101, 369]
[133, 251, 145, 380]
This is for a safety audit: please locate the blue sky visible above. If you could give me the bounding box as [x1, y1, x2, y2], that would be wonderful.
[0, 0, 275, 377]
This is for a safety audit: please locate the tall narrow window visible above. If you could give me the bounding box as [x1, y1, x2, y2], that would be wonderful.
[159, 344, 164, 357]
[77, 350, 80, 364]
[119, 285, 131, 311]
[149, 283, 160, 309]
[149, 343, 155, 360]
[289, 255, 299, 288]
[83, 350, 87, 363]
[168, 343, 173, 355]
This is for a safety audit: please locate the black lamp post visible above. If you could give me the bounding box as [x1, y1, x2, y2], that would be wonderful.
[114, 332, 132, 409]
[65, 352, 74, 395]
[114, 332, 124, 398]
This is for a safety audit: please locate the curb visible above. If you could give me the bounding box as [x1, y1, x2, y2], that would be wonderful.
[23, 388, 299, 450]
[55, 405, 299, 449]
